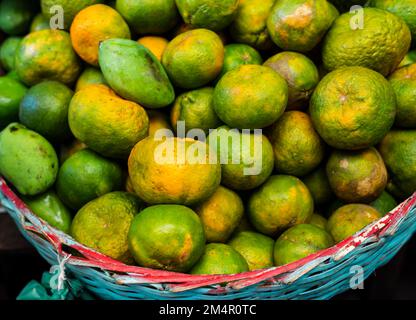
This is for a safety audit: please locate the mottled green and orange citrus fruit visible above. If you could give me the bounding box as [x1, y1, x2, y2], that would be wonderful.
[71, 192, 143, 264]
[15, 30, 81, 86]
[264, 52, 320, 109]
[379, 130, 416, 199]
[219, 44, 263, 78]
[129, 205, 206, 272]
[389, 63, 416, 128]
[190, 243, 249, 275]
[195, 186, 244, 243]
[230, 0, 276, 50]
[327, 204, 383, 243]
[369, 0, 416, 46]
[128, 136, 221, 206]
[274, 224, 334, 266]
[267, 0, 337, 52]
[228, 231, 274, 271]
[322, 8, 411, 76]
[56, 149, 124, 210]
[176, 0, 240, 31]
[208, 126, 274, 191]
[268, 111, 325, 177]
[326, 148, 387, 203]
[162, 29, 224, 89]
[171, 87, 222, 135]
[69, 85, 149, 159]
[41, 0, 104, 30]
[70, 4, 131, 66]
[310, 67, 396, 150]
[248, 175, 314, 237]
[214, 65, 288, 129]
[116, 0, 179, 35]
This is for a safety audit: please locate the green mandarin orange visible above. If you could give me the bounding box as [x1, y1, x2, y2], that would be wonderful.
[71, 192, 143, 264]
[219, 43, 263, 78]
[274, 224, 334, 266]
[0, 37, 22, 71]
[322, 8, 411, 76]
[176, 0, 239, 31]
[389, 63, 416, 128]
[248, 175, 314, 237]
[370, 191, 398, 216]
[128, 205, 206, 272]
[264, 52, 320, 109]
[195, 186, 244, 243]
[379, 130, 416, 199]
[56, 149, 124, 210]
[369, 0, 416, 47]
[116, 0, 179, 35]
[190, 243, 249, 275]
[208, 126, 274, 191]
[230, 0, 276, 50]
[15, 30, 81, 86]
[171, 87, 223, 134]
[162, 29, 224, 89]
[19, 81, 74, 143]
[214, 65, 288, 129]
[228, 231, 274, 271]
[68, 85, 149, 159]
[268, 111, 325, 177]
[310, 67, 396, 150]
[327, 204, 382, 243]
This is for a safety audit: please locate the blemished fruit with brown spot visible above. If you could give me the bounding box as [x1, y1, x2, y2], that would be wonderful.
[326, 148, 388, 203]
[267, 0, 337, 52]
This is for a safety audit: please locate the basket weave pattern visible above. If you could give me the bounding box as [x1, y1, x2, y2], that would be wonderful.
[1, 177, 415, 300]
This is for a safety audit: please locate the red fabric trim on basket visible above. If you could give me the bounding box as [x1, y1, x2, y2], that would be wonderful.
[1, 177, 415, 292]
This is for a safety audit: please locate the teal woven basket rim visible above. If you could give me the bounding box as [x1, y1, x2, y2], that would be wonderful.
[1, 177, 415, 299]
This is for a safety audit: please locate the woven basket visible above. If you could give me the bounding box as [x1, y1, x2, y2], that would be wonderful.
[1, 177, 415, 300]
